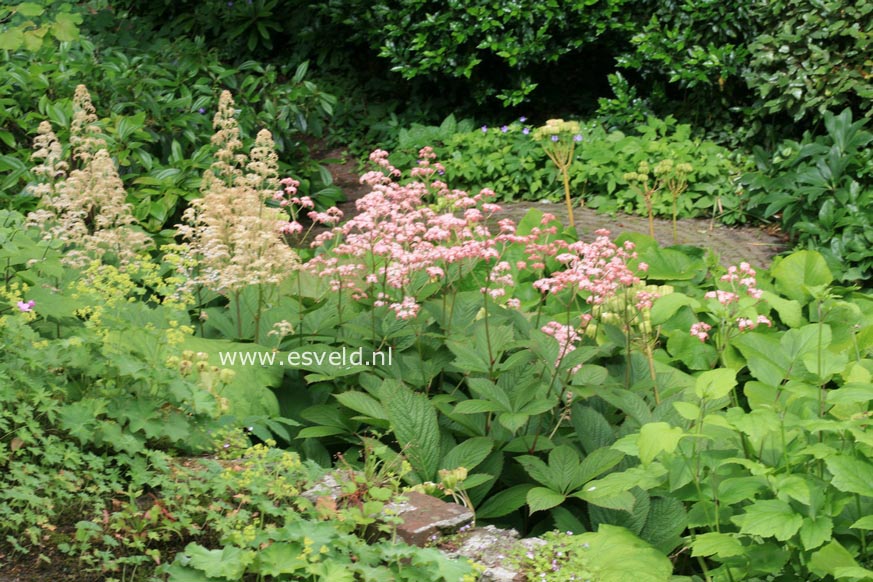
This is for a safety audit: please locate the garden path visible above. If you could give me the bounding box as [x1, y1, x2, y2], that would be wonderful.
[321, 151, 788, 270]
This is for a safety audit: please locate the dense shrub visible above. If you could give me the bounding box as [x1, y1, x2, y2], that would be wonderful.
[743, 109, 873, 282]
[0, 37, 339, 226]
[391, 114, 745, 223]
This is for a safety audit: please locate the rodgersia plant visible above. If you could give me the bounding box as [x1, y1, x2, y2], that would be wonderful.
[177, 90, 300, 341]
[27, 85, 152, 267]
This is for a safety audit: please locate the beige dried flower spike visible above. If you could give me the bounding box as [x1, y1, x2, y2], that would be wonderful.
[177, 91, 299, 340]
[27, 85, 152, 267]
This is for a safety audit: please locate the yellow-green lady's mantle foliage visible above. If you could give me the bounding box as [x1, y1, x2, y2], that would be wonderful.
[26, 85, 152, 267]
[177, 91, 299, 295]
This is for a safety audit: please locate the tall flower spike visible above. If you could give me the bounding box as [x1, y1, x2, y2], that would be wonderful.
[177, 96, 298, 295]
[27, 87, 151, 267]
[29, 121, 68, 200]
[69, 85, 106, 165]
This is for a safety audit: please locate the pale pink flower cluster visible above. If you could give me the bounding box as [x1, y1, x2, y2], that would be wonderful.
[409, 146, 446, 179]
[635, 290, 658, 310]
[690, 321, 712, 342]
[533, 230, 641, 305]
[541, 314, 592, 372]
[481, 261, 515, 299]
[708, 262, 763, 302]
[691, 262, 771, 342]
[274, 177, 342, 236]
[307, 149, 512, 319]
[737, 315, 772, 331]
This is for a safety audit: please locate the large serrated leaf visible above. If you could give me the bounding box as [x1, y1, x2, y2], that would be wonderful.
[383, 381, 441, 481]
[572, 404, 615, 454]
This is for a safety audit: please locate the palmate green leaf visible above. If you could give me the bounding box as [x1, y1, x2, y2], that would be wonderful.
[825, 454, 873, 497]
[577, 447, 625, 486]
[732, 499, 803, 542]
[257, 542, 307, 575]
[383, 381, 441, 481]
[547, 445, 584, 493]
[516, 454, 553, 488]
[183, 543, 256, 579]
[448, 342, 491, 374]
[526, 486, 566, 513]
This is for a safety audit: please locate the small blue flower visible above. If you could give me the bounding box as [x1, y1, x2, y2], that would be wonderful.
[550, 135, 559, 142]
[573, 134, 583, 142]
[198, 107, 206, 114]
[519, 116, 527, 122]
[500, 125, 509, 133]
[227, 1, 233, 6]
[481, 125, 488, 133]
[522, 127, 530, 135]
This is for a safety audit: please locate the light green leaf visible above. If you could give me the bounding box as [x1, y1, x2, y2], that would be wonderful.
[638, 422, 686, 465]
[825, 454, 873, 497]
[577, 525, 673, 582]
[808, 540, 859, 579]
[850, 516, 873, 530]
[694, 368, 737, 400]
[771, 250, 833, 302]
[800, 516, 833, 551]
[526, 486, 566, 513]
[184, 544, 256, 579]
[257, 542, 307, 575]
[15, 2, 44, 17]
[733, 332, 789, 386]
[732, 499, 803, 541]
[691, 532, 744, 558]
